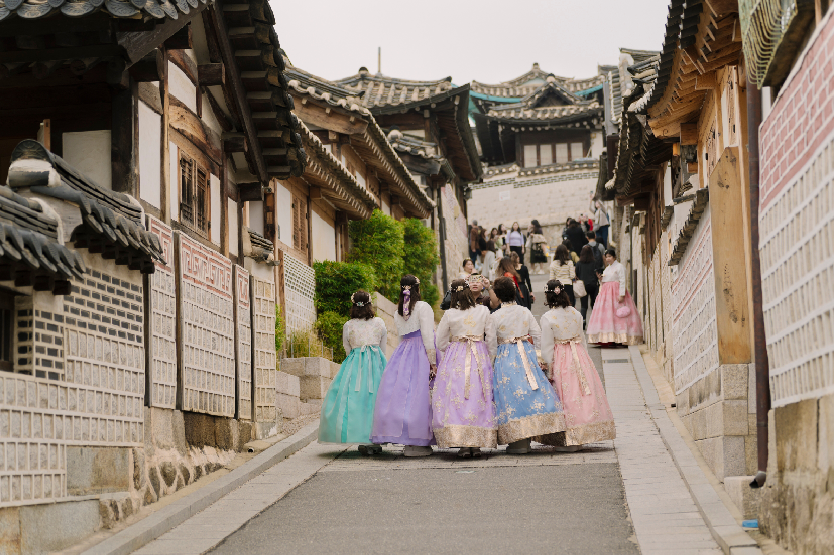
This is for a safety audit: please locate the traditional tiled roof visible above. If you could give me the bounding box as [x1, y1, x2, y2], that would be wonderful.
[604, 48, 661, 127]
[0, 0, 208, 21]
[0, 184, 86, 287]
[335, 68, 455, 110]
[243, 227, 274, 263]
[471, 63, 606, 98]
[7, 140, 164, 274]
[669, 188, 709, 266]
[285, 63, 434, 218]
[386, 131, 441, 161]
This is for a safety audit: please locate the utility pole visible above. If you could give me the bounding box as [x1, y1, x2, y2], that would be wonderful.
[377, 47, 381, 74]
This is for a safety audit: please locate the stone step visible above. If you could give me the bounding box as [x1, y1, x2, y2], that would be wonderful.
[276, 392, 300, 419]
[300, 375, 332, 401]
[299, 401, 320, 416]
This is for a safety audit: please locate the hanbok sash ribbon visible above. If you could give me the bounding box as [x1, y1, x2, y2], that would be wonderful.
[450, 335, 487, 400]
[555, 338, 591, 396]
[498, 335, 538, 391]
[352, 345, 378, 393]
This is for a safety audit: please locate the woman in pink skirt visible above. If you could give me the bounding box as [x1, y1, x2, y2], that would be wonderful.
[538, 280, 615, 449]
[586, 249, 643, 345]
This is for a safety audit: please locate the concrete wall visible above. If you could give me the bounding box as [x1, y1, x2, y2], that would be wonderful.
[756, 10, 834, 553]
[372, 293, 400, 359]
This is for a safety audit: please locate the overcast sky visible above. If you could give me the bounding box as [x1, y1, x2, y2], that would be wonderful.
[270, 0, 671, 85]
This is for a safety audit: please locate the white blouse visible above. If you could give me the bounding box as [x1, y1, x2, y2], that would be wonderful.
[486, 303, 542, 356]
[394, 300, 436, 362]
[436, 305, 495, 358]
[601, 260, 627, 297]
[342, 317, 388, 354]
[540, 307, 584, 365]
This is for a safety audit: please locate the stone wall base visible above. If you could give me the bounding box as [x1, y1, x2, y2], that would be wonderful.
[759, 395, 834, 554]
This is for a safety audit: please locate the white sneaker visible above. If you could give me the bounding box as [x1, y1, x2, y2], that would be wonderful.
[403, 445, 433, 457]
[553, 445, 582, 452]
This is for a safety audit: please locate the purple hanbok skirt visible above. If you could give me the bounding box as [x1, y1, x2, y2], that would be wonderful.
[431, 339, 497, 448]
[371, 330, 435, 446]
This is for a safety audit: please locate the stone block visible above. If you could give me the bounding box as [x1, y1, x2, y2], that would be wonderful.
[747, 364, 757, 414]
[723, 400, 749, 436]
[67, 447, 130, 495]
[279, 358, 305, 377]
[300, 375, 332, 401]
[304, 357, 332, 377]
[819, 392, 834, 473]
[724, 476, 762, 520]
[691, 407, 707, 440]
[328, 360, 341, 380]
[276, 392, 300, 419]
[698, 435, 746, 479]
[146, 407, 188, 454]
[183, 412, 215, 448]
[744, 434, 757, 476]
[722, 364, 749, 400]
[0, 507, 20, 555]
[775, 398, 818, 473]
[300, 402, 320, 416]
[276, 371, 300, 397]
[19, 500, 99, 554]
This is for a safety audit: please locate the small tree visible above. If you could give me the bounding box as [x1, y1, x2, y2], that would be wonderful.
[348, 209, 404, 302]
[402, 218, 441, 308]
[313, 260, 376, 316]
[315, 311, 349, 362]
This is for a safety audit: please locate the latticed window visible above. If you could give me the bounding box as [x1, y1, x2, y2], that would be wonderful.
[292, 195, 307, 252]
[180, 154, 209, 236]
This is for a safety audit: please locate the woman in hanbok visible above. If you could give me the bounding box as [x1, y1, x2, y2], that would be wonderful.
[538, 280, 616, 450]
[432, 279, 497, 457]
[487, 277, 565, 454]
[586, 249, 643, 345]
[371, 275, 437, 456]
[318, 291, 387, 453]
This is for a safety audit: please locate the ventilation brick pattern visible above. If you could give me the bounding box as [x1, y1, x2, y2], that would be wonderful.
[146, 216, 177, 409]
[759, 131, 834, 408]
[178, 233, 235, 417]
[251, 275, 276, 422]
[672, 208, 719, 394]
[283, 254, 316, 334]
[234, 266, 251, 420]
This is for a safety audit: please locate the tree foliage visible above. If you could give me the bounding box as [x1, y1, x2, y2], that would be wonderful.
[402, 218, 440, 308]
[315, 311, 349, 363]
[348, 209, 404, 302]
[313, 260, 376, 316]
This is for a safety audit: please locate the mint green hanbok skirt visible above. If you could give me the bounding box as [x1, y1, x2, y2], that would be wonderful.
[318, 345, 387, 443]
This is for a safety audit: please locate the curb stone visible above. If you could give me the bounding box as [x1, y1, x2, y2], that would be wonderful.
[627, 347, 762, 555]
[82, 420, 321, 555]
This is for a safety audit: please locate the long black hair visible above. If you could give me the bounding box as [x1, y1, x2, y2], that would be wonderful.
[397, 274, 421, 317]
[545, 280, 570, 308]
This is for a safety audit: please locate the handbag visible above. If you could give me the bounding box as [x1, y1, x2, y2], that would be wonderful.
[573, 279, 587, 298]
[441, 289, 452, 310]
[616, 303, 631, 318]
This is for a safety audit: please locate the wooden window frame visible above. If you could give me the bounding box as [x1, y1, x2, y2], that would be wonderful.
[0, 292, 14, 373]
[524, 141, 588, 167]
[179, 151, 210, 237]
[291, 194, 308, 253]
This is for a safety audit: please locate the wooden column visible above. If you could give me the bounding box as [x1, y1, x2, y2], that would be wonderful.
[709, 146, 752, 364]
[111, 80, 137, 194]
[161, 50, 171, 224]
[306, 191, 313, 266]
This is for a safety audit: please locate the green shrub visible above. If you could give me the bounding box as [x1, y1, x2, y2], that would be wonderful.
[314, 260, 376, 316]
[282, 328, 334, 361]
[402, 218, 441, 308]
[274, 305, 286, 352]
[348, 209, 404, 302]
[315, 311, 348, 363]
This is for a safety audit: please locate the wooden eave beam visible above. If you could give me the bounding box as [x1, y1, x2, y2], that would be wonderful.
[117, 6, 207, 65]
[208, 5, 268, 185]
[291, 96, 368, 135]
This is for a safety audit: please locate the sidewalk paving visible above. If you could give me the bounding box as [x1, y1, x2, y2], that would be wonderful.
[81, 336, 763, 555]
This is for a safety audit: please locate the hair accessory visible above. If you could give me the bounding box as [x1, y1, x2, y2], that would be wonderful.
[350, 293, 365, 307]
[402, 288, 412, 319]
[415, 277, 420, 284]
[402, 285, 411, 291]
[454, 285, 465, 292]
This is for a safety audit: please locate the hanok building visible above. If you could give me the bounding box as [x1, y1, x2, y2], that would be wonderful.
[600, 0, 758, 490]
[0, 0, 307, 549]
[333, 68, 483, 291]
[275, 63, 435, 333]
[468, 64, 605, 243]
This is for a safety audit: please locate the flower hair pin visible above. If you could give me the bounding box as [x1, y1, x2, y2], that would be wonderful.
[350, 293, 365, 307]
[454, 285, 465, 292]
[402, 285, 411, 291]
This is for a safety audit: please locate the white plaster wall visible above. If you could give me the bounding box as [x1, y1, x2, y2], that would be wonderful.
[63, 131, 111, 189]
[228, 198, 239, 256]
[312, 210, 336, 262]
[138, 102, 161, 208]
[168, 61, 197, 113]
[381, 199, 391, 215]
[169, 142, 179, 221]
[275, 182, 292, 245]
[210, 174, 221, 245]
[248, 200, 265, 235]
[200, 89, 222, 134]
[590, 131, 603, 158]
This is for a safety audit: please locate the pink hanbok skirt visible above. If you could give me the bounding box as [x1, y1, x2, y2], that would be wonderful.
[536, 341, 615, 446]
[586, 281, 643, 345]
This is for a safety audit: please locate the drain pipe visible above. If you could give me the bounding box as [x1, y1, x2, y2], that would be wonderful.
[746, 83, 770, 489]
